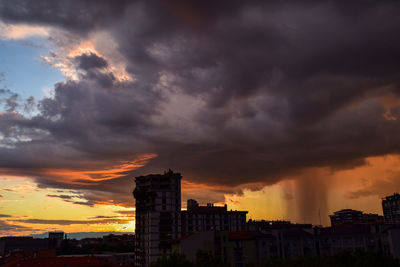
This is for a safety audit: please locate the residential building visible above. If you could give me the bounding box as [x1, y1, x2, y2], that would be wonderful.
[182, 199, 247, 235]
[48, 231, 64, 249]
[173, 225, 400, 263]
[272, 228, 317, 258]
[173, 231, 216, 262]
[386, 226, 400, 258]
[329, 209, 383, 226]
[174, 231, 277, 266]
[0, 237, 53, 256]
[133, 169, 182, 267]
[133, 171, 249, 266]
[316, 225, 385, 257]
[247, 219, 312, 232]
[222, 231, 277, 266]
[3, 256, 119, 267]
[382, 193, 400, 224]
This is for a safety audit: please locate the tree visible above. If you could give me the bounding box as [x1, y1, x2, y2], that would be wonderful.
[195, 249, 229, 267]
[150, 252, 193, 267]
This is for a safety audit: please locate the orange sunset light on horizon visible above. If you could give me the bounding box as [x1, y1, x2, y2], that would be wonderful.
[1, 153, 400, 236]
[1, 0, 400, 240]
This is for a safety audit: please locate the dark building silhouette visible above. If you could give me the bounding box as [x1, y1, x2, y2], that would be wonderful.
[181, 199, 247, 235]
[316, 224, 400, 258]
[175, 230, 278, 265]
[246, 219, 312, 231]
[0, 237, 54, 257]
[275, 228, 316, 258]
[48, 231, 64, 249]
[329, 209, 383, 226]
[382, 193, 400, 224]
[174, 224, 400, 263]
[133, 171, 248, 266]
[3, 255, 119, 267]
[133, 169, 182, 267]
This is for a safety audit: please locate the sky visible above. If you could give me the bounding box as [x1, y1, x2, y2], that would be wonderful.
[1, 0, 400, 236]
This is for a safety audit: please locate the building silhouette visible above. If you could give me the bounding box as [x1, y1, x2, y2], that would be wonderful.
[329, 209, 383, 226]
[182, 199, 247, 235]
[133, 170, 248, 267]
[174, 223, 400, 264]
[48, 231, 64, 249]
[133, 169, 182, 267]
[246, 219, 312, 231]
[382, 193, 400, 224]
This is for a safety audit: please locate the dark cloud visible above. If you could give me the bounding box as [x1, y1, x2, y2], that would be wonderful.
[88, 215, 120, 219]
[0, 214, 11, 218]
[75, 53, 108, 70]
[1, 0, 400, 224]
[46, 194, 73, 200]
[2, 188, 15, 192]
[0, 220, 34, 234]
[0, 89, 20, 113]
[0, 0, 133, 33]
[45, 194, 96, 207]
[23, 96, 35, 114]
[63, 199, 95, 207]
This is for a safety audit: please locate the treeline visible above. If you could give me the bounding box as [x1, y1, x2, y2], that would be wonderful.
[150, 250, 400, 267]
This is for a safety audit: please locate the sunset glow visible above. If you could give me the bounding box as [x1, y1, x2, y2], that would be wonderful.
[1, 1, 400, 239]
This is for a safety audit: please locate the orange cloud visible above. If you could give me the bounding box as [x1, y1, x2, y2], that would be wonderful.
[43, 37, 132, 82]
[0, 153, 157, 185]
[0, 22, 49, 40]
[380, 94, 400, 120]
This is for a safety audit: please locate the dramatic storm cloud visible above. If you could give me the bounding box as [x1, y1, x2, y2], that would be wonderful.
[1, 0, 400, 221]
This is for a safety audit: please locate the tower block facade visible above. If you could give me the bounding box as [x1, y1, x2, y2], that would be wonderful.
[133, 170, 182, 267]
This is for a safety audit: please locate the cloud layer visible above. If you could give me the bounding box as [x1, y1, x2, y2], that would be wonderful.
[1, 0, 400, 215]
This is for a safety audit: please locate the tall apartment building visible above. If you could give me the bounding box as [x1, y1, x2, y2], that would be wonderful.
[133, 169, 182, 267]
[181, 199, 247, 235]
[329, 209, 383, 226]
[382, 193, 400, 224]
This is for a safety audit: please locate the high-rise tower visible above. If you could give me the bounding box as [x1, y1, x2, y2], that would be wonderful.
[133, 169, 182, 267]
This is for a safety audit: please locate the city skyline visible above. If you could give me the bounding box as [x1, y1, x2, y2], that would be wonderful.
[1, 1, 400, 236]
[133, 170, 400, 266]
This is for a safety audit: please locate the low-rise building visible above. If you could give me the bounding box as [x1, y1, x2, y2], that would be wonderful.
[272, 228, 317, 258]
[0, 237, 55, 256]
[317, 225, 385, 257]
[174, 230, 277, 266]
[247, 219, 312, 231]
[181, 200, 247, 235]
[173, 224, 400, 264]
[173, 231, 217, 261]
[223, 231, 277, 266]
